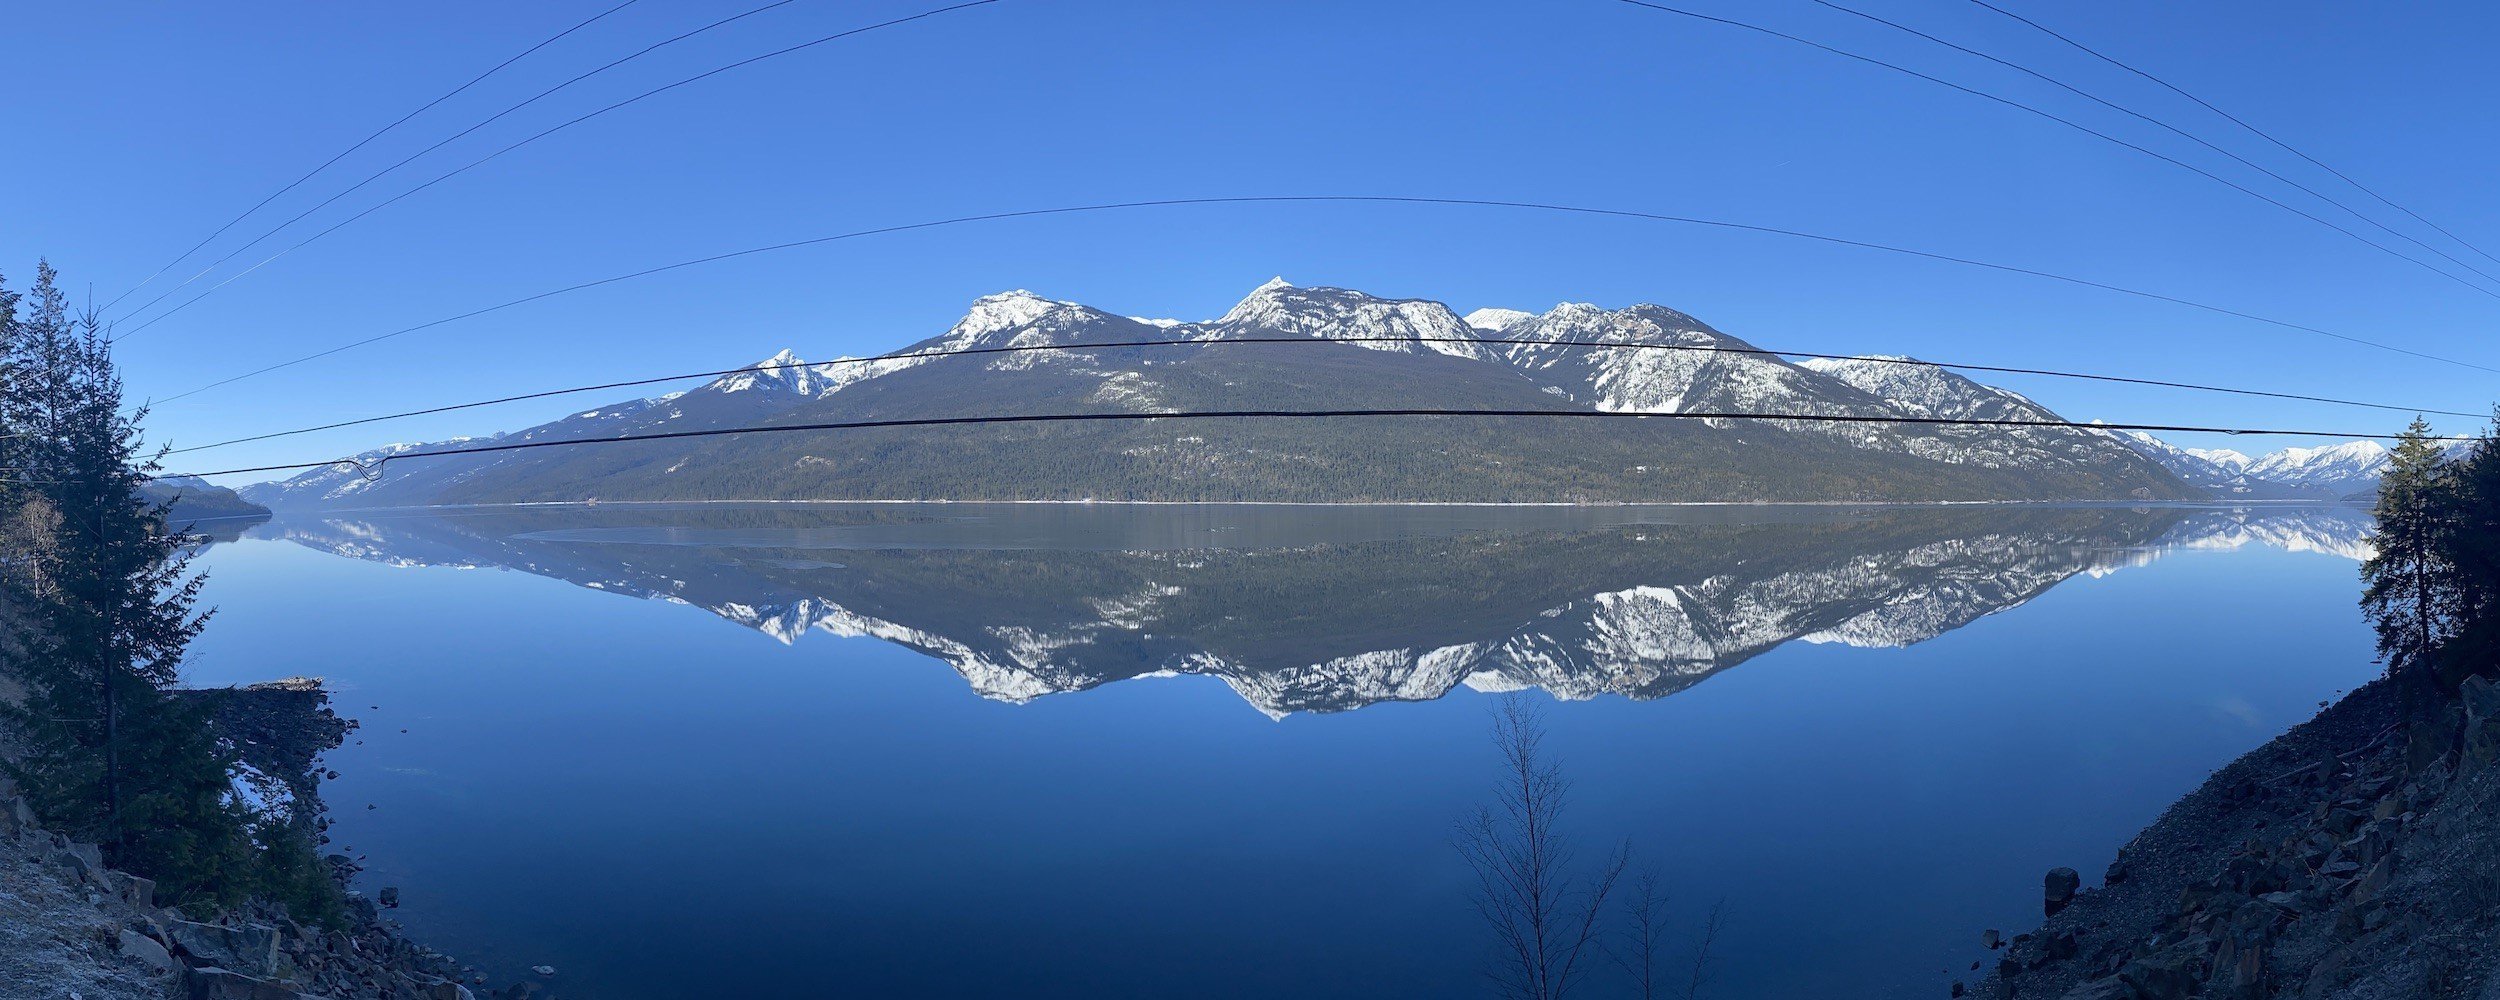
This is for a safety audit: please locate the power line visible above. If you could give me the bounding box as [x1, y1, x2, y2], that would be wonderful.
[1608, 0, 2500, 302]
[1964, 0, 2500, 270]
[152, 407, 2479, 483]
[143, 194, 2500, 408]
[99, 0, 645, 315]
[111, 0, 824, 331]
[164, 334, 2490, 459]
[1803, 0, 2500, 289]
[109, 0, 1003, 338]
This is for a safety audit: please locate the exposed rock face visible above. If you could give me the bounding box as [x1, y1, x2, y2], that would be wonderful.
[1978, 675, 2500, 999]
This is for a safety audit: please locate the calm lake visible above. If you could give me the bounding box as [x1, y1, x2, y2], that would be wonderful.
[180, 503, 2378, 999]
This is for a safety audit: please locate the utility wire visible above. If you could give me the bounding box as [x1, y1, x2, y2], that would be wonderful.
[111, 0, 821, 330]
[1804, 0, 2500, 288]
[100, 0, 644, 315]
[110, 0, 1002, 338]
[1965, 0, 2500, 270]
[144, 195, 2500, 408]
[165, 334, 2489, 459]
[151, 407, 2480, 483]
[1609, 0, 2500, 302]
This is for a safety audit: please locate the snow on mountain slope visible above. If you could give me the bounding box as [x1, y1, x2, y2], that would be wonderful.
[1795, 356, 2050, 421]
[1205, 278, 1499, 361]
[1487, 301, 1866, 414]
[2114, 431, 2240, 483]
[2242, 440, 2389, 491]
[1462, 307, 1536, 334]
[2186, 448, 2252, 472]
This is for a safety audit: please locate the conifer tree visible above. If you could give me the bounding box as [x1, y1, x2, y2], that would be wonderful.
[2428, 411, 2500, 685]
[0, 262, 243, 892]
[2360, 416, 2458, 681]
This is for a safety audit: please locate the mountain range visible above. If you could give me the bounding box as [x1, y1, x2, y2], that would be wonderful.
[2112, 432, 2397, 499]
[237, 280, 2380, 508]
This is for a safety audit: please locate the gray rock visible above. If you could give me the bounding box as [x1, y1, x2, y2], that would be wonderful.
[168, 920, 285, 978]
[2044, 867, 2082, 917]
[2348, 855, 2393, 905]
[57, 842, 110, 887]
[118, 928, 176, 973]
[180, 966, 298, 1000]
[0, 795, 34, 836]
[379, 886, 401, 908]
[2058, 979, 2129, 1000]
[106, 870, 155, 910]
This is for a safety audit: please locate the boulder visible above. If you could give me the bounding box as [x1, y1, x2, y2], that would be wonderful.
[379, 886, 401, 908]
[181, 967, 299, 1000]
[2116, 953, 2201, 1000]
[107, 870, 156, 910]
[168, 920, 285, 978]
[2057, 979, 2129, 1000]
[2347, 855, 2394, 906]
[0, 795, 35, 836]
[57, 842, 110, 887]
[119, 928, 177, 973]
[2045, 867, 2082, 917]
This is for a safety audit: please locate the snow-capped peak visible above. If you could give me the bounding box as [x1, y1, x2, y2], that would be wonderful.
[1464, 307, 1535, 333]
[2243, 440, 2390, 488]
[1214, 277, 1299, 324]
[1210, 280, 1492, 360]
[939, 290, 1070, 348]
[2183, 447, 2252, 472]
[707, 349, 825, 395]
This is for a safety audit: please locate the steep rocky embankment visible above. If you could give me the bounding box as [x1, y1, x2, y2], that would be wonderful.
[0, 680, 561, 1000]
[1974, 674, 2500, 999]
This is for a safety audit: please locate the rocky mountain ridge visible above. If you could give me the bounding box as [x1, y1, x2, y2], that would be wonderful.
[240, 280, 2196, 508]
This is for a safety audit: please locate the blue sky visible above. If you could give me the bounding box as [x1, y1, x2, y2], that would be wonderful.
[8, 0, 2498, 481]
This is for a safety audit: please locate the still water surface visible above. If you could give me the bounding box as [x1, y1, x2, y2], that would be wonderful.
[182, 503, 2378, 999]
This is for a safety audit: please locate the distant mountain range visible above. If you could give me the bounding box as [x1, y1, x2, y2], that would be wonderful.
[2110, 432, 2414, 500]
[241, 503, 2370, 715]
[141, 475, 271, 525]
[241, 279, 2379, 508]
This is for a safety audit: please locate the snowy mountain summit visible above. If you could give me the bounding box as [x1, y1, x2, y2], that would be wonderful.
[243, 278, 2207, 508]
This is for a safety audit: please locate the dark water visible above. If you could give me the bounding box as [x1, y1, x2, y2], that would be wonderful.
[179, 503, 2378, 999]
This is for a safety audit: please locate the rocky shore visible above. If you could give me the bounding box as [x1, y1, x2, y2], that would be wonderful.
[1973, 673, 2500, 999]
[0, 679, 565, 1000]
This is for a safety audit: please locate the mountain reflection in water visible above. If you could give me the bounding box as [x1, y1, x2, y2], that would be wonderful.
[247, 503, 2371, 716]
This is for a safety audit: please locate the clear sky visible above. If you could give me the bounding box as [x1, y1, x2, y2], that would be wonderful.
[8, 0, 2498, 482]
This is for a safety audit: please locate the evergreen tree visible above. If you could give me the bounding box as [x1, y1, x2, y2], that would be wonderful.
[2429, 410, 2500, 686]
[0, 262, 248, 898]
[2360, 416, 2459, 681]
